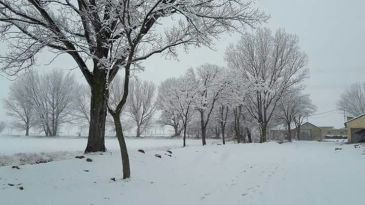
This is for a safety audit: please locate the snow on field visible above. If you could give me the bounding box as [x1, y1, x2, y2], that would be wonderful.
[0, 136, 208, 166]
[0, 137, 365, 205]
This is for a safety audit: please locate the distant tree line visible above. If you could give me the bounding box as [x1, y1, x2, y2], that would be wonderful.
[157, 28, 316, 145]
[3, 70, 156, 138]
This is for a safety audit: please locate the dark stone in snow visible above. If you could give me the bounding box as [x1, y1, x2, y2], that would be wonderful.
[75, 156, 85, 159]
[83, 170, 89, 172]
[86, 158, 93, 162]
[12, 166, 20, 170]
[354, 144, 360, 148]
[166, 150, 173, 154]
[154, 154, 162, 158]
[138, 149, 145, 154]
[335, 147, 342, 151]
[110, 177, 116, 182]
[8, 183, 14, 186]
[35, 159, 51, 164]
[18, 186, 24, 190]
[164, 153, 172, 157]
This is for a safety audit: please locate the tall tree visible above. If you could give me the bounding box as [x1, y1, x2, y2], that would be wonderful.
[156, 78, 183, 137]
[0, 0, 267, 152]
[4, 72, 35, 136]
[337, 82, 365, 117]
[226, 28, 308, 143]
[195, 64, 226, 145]
[157, 70, 198, 146]
[277, 89, 301, 142]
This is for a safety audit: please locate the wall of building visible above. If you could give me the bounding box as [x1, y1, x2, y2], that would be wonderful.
[346, 116, 365, 143]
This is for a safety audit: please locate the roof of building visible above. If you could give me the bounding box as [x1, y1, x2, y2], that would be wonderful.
[345, 113, 365, 124]
[301, 122, 321, 130]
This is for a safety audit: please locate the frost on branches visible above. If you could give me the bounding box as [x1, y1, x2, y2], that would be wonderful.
[0, 0, 267, 152]
[226, 28, 308, 143]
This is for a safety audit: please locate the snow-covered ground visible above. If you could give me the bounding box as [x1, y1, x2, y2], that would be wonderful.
[0, 136, 364, 205]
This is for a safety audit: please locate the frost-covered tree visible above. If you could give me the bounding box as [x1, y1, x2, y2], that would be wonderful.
[158, 69, 198, 146]
[25, 70, 77, 136]
[337, 82, 365, 117]
[195, 64, 227, 145]
[4, 72, 35, 136]
[292, 94, 316, 140]
[126, 80, 156, 137]
[226, 28, 308, 143]
[156, 78, 183, 137]
[276, 88, 304, 142]
[0, 0, 267, 152]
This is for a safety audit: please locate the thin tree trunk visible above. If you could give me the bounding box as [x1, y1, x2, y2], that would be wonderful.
[85, 79, 108, 153]
[246, 127, 252, 143]
[287, 122, 292, 142]
[112, 113, 130, 179]
[221, 122, 225, 145]
[234, 108, 241, 143]
[183, 124, 187, 147]
[200, 111, 207, 146]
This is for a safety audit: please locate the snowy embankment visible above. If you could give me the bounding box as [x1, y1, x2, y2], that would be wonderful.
[0, 137, 364, 205]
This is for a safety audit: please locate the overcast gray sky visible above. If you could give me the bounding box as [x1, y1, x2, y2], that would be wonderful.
[1, 0, 364, 129]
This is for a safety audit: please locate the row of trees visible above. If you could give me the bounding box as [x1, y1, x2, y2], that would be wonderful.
[4, 70, 157, 138]
[157, 28, 315, 145]
[0, 0, 268, 153]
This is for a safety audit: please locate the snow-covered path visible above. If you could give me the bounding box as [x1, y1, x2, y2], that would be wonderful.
[0, 139, 364, 205]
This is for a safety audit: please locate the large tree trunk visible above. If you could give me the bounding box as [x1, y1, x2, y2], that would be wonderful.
[259, 122, 267, 143]
[112, 114, 130, 179]
[85, 78, 108, 153]
[25, 124, 29, 136]
[136, 125, 141, 137]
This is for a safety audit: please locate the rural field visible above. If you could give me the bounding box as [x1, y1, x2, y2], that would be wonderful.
[0, 136, 364, 205]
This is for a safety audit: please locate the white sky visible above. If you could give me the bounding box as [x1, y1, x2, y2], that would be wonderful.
[1, 0, 365, 129]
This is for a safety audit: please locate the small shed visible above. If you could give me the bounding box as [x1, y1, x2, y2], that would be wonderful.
[298, 122, 322, 141]
[345, 114, 365, 143]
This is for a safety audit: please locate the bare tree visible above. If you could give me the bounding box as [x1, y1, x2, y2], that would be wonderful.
[226, 28, 308, 143]
[4, 72, 35, 136]
[25, 70, 77, 136]
[277, 89, 302, 142]
[293, 94, 316, 140]
[0, 0, 267, 153]
[337, 82, 365, 117]
[126, 80, 156, 137]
